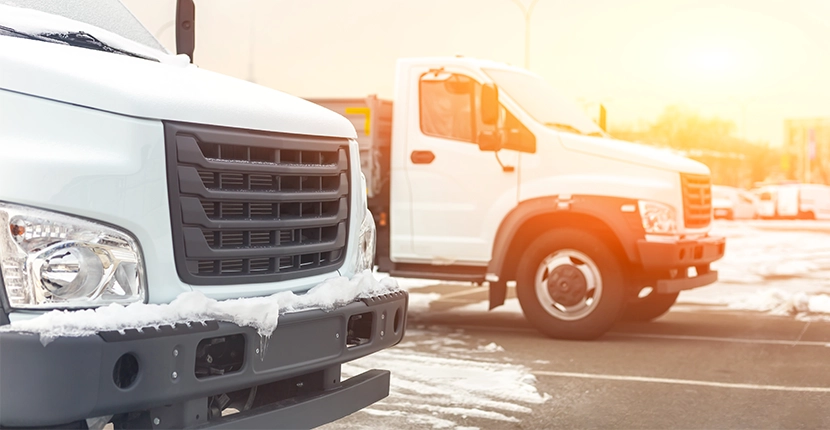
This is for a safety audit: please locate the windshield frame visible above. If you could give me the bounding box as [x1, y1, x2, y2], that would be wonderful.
[483, 67, 605, 137]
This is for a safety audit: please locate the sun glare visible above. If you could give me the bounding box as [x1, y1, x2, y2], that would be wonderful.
[693, 48, 736, 74]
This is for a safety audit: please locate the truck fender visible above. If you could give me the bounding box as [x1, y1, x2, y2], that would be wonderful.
[486, 195, 644, 308]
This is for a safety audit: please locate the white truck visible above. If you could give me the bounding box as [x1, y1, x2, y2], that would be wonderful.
[313, 57, 725, 340]
[0, 1, 407, 428]
[755, 183, 830, 220]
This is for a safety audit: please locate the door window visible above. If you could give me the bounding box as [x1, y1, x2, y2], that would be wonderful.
[419, 72, 480, 143]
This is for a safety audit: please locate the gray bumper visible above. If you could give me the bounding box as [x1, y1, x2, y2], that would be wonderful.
[0, 291, 407, 428]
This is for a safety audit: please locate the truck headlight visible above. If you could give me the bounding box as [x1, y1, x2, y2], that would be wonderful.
[638, 201, 677, 235]
[0, 202, 145, 309]
[355, 208, 376, 273]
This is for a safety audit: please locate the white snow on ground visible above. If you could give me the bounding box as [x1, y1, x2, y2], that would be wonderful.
[407, 292, 443, 313]
[0, 271, 398, 346]
[339, 330, 550, 428]
[677, 220, 830, 320]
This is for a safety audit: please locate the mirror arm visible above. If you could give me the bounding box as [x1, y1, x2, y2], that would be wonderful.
[494, 151, 515, 173]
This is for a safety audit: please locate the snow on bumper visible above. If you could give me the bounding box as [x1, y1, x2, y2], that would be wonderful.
[0, 272, 408, 428]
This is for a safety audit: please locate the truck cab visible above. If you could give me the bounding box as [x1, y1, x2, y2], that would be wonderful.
[0, 1, 406, 428]
[314, 56, 725, 340]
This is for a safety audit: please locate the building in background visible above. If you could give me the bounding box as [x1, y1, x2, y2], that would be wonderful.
[784, 118, 830, 184]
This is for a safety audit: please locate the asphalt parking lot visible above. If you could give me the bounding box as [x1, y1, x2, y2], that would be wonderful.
[327, 296, 830, 429]
[326, 220, 830, 429]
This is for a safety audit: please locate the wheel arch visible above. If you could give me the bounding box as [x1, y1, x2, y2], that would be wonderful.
[486, 196, 643, 308]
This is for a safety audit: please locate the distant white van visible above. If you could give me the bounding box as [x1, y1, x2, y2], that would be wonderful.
[755, 184, 830, 219]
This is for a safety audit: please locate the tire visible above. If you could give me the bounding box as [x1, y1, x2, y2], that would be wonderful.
[621, 290, 679, 322]
[515, 228, 626, 340]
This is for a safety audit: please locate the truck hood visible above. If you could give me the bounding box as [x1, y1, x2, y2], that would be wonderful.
[0, 35, 357, 139]
[558, 132, 710, 175]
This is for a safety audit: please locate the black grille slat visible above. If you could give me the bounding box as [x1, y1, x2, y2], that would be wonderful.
[681, 173, 712, 229]
[181, 225, 346, 259]
[179, 197, 348, 230]
[178, 166, 348, 202]
[165, 122, 350, 285]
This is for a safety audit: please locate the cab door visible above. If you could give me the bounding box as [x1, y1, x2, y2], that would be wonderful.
[400, 68, 519, 264]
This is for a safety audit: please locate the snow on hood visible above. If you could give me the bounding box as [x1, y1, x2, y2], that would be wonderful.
[559, 132, 710, 175]
[0, 6, 356, 139]
[0, 271, 398, 346]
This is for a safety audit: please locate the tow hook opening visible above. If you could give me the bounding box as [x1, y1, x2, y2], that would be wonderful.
[195, 334, 245, 379]
[346, 312, 374, 348]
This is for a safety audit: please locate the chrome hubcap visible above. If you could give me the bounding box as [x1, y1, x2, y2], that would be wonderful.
[534, 249, 602, 321]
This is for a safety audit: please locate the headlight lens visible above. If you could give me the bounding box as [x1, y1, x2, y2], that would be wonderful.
[354, 209, 376, 273]
[0, 202, 145, 309]
[638, 201, 678, 234]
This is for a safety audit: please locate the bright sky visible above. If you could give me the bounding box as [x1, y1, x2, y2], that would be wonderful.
[123, 0, 830, 146]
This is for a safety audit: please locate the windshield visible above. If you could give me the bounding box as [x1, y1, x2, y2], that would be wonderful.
[483, 68, 604, 136]
[0, 0, 164, 51]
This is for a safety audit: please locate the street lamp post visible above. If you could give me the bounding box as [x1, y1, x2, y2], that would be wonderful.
[509, 0, 542, 70]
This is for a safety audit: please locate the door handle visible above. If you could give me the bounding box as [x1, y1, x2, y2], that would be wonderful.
[410, 150, 435, 164]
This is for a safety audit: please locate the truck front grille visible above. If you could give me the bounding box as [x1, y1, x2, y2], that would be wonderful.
[164, 122, 350, 285]
[681, 173, 712, 229]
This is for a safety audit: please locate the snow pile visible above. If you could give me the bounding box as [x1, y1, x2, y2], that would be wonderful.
[477, 342, 506, 352]
[725, 288, 830, 319]
[0, 271, 398, 346]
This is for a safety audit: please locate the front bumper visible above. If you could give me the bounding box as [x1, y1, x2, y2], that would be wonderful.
[0, 291, 408, 429]
[637, 236, 726, 294]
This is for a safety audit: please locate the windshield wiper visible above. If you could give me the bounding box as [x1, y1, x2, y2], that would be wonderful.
[544, 122, 606, 137]
[0, 25, 157, 62]
[544, 122, 586, 135]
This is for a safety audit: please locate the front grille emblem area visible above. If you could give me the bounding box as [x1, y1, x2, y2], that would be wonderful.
[164, 122, 350, 285]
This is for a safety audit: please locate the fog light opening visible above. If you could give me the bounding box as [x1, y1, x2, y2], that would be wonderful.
[346, 312, 373, 348]
[113, 353, 139, 389]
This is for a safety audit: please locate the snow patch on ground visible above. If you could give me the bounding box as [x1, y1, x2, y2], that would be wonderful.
[677, 221, 830, 320]
[453, 298, 524, 314]
[340, 330, 549, 428]
[477, 342, 505, 352]
[408, 292, 443, 313]
[722, 289, 830, 320]
[0, 271, 398, 345]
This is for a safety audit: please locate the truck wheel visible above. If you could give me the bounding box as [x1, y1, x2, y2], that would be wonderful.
[621, 290, 679, 322]
[516, 228, 625, 340]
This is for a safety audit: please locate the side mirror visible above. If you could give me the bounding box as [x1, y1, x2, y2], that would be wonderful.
[176, 0, 195, 62]
[481, 83, 499, 126]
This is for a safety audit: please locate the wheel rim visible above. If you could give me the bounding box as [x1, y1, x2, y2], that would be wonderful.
[534, 249, 602, 321]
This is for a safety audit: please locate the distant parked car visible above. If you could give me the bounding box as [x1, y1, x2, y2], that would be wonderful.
[712, 185, 759, 219]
